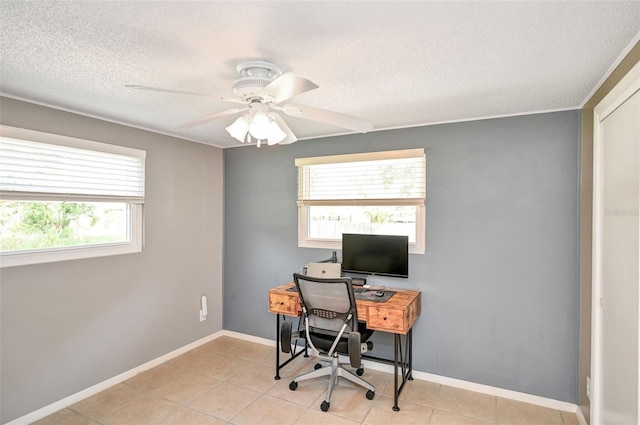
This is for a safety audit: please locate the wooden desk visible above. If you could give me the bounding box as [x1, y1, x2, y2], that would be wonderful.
[268, 283, 421, 411]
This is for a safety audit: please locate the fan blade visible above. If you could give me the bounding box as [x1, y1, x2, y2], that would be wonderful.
[259, 73, 318, 105]
[174, 107, 248, 131]
[282, 103, 373, 133]
[126, 85, 246, 104]
[271, 113, 298, 145]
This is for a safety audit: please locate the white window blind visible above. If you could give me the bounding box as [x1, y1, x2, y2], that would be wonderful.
[296, 149, 425, 207]
[0, 135, 145, 203]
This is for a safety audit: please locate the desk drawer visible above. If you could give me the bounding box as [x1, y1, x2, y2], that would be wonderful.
[366, 307, 406, 333]
[356, 305, 368, 323]
[269, 293, 300, 316]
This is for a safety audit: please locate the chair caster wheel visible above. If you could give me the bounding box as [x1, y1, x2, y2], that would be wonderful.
[366, 390, 375, 400]
[321, 400, 330, 411]
[314, 363, 322, 370]
[356, 368, 364, 376]
[289, 381, 298, 391]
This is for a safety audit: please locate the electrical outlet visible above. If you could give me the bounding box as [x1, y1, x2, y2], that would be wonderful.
[586, 376, 591, 400]
[199, 295, 208, 322]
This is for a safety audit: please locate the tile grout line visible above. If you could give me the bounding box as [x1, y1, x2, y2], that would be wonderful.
[122, 364, 226, 425]
[66, 383, 147, 425]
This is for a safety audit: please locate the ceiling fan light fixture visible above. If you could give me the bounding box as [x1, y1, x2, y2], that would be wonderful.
[267, 119, 287, 145]
[226, 110, 286, 146]
[225, 115, 249, 142]
[248, 111, 273, 140]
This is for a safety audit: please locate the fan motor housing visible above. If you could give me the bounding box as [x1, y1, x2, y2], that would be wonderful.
[232, 60, 282, 98]
[232, 77, 271, 98]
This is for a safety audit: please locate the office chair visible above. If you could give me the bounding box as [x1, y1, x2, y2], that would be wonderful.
[282, 273, 375, 412]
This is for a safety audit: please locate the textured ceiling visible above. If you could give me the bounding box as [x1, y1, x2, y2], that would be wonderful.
[1, 1, 639, 148]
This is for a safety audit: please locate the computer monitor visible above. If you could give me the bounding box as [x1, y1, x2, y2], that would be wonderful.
[341, 233, 409, 278]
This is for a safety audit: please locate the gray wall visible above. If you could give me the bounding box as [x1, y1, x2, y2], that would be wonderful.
[0, 98, 224, 423]
[224, 110, 580, 403]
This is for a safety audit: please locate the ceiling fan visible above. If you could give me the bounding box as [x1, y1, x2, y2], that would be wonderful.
[127, 61, 373, 147]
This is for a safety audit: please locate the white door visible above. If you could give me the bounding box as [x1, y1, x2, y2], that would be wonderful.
[592, 62, 640, 425]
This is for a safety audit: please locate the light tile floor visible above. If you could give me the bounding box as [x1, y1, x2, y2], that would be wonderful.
[33, 336, 580, 425]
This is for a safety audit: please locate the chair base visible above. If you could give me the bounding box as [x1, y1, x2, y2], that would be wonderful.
[290, 352, 375, 411]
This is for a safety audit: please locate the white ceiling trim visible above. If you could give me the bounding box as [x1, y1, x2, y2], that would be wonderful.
[357, 106, 582, 136]
[580, 30, 640, 108]
[0, 92, 209, 147]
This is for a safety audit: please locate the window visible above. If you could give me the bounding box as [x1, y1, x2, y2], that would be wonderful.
[296, 149, 426, 254]
[0, 126, 145, 267]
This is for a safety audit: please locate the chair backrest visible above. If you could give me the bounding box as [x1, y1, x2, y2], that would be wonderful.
[293, 273, 359, 334]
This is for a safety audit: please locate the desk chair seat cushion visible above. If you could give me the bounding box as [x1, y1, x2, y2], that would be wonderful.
[308, 322, 373, 354]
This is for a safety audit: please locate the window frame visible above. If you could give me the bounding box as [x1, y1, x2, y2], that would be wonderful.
[0, 126, 145, 268]
[296, 149, 426, 255]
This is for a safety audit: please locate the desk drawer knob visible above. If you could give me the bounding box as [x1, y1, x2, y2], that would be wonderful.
[383, 317, 387, 321]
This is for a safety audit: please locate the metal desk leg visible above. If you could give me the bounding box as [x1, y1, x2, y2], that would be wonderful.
[407, 328, 413, 380]
[274, 314, 307, 380]
[391, 329, 414, 411]
[393, 333, 400, 411]
[275, 314, 281, 380]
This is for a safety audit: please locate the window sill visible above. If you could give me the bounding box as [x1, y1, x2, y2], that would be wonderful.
[299, 238, 425, 255]
[0, 242, 142, 268]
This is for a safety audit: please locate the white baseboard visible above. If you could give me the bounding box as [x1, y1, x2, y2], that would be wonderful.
[576, 405, 589, 425]
[227, 331, 580, 414]
[5, 331, 225, 425]
[7, 329, 580, 424]
[222, 329, 275, 347]
[410, 370, 577, 413]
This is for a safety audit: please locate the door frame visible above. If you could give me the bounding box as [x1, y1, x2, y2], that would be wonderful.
[591, 60, 640, 424]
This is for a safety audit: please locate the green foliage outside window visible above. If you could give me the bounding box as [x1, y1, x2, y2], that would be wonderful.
[0, 201, 126, 252]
